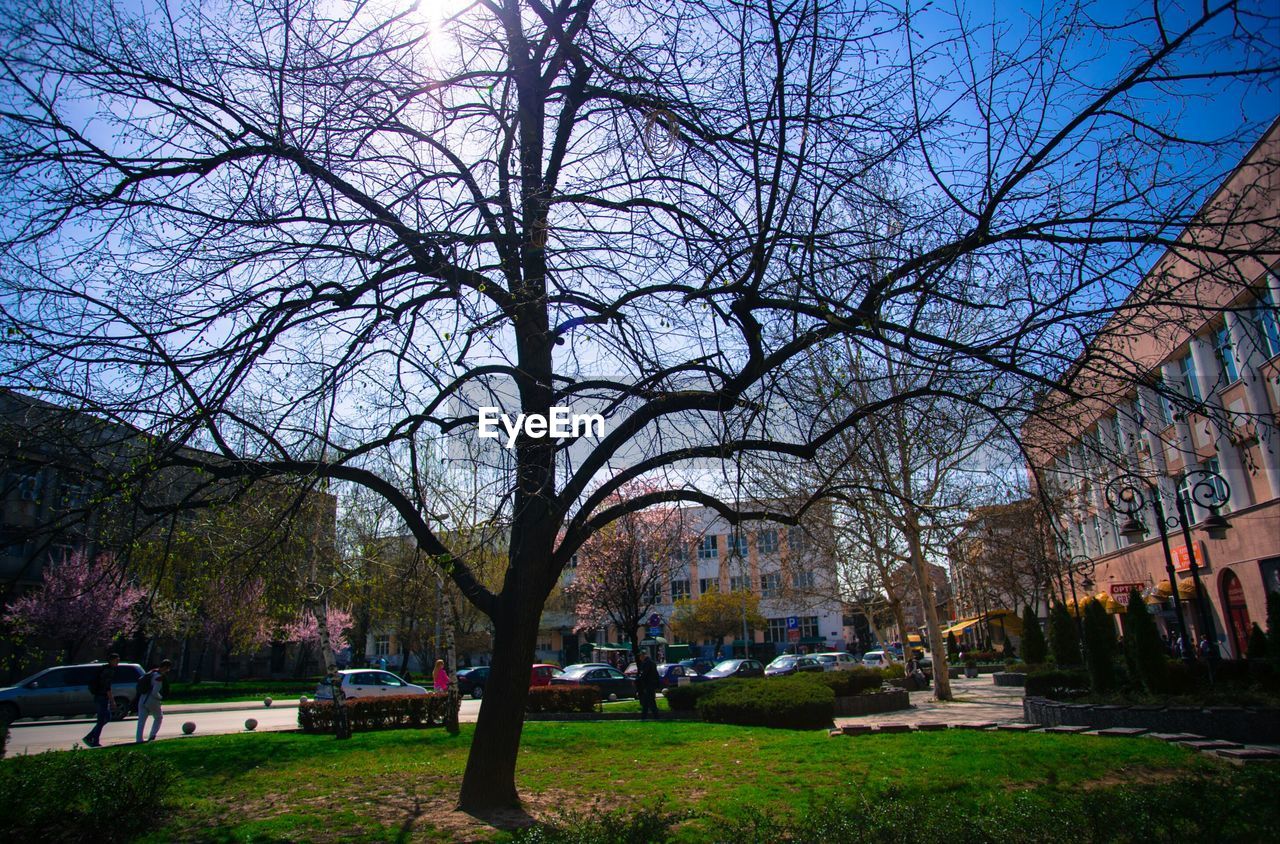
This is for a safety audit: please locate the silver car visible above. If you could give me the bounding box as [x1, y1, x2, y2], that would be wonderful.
[0, 662, 144, 722]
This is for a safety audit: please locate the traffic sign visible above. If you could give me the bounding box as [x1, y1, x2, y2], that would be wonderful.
[648, 625, 662, 637]
[787, 629, 801, 642]
[786, 616, 799, 630]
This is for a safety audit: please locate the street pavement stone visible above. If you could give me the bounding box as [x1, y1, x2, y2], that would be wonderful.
[831, 676, 1025, 731]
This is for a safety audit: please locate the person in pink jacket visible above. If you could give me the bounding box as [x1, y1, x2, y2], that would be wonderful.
[433, 659, 449, 692]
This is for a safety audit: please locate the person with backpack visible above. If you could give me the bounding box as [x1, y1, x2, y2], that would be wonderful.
[82, 653, 119, 747]
[135, 659, 171, 743]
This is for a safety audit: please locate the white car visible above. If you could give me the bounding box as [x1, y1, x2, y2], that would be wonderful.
[811, 652, 859, 671]
[861, 650, 897, 668]
[313, 669, 430, 701]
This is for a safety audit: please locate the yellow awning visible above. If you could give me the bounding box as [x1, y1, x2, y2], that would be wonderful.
[943, 618, 981, 635]
[984, 609, 1024, 636]
[1178, 579, 1200, 598]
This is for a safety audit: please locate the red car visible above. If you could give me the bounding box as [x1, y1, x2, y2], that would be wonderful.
[530, 664, 563, 687]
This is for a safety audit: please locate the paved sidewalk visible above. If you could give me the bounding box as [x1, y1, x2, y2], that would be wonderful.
[833, 675, 1026, 728]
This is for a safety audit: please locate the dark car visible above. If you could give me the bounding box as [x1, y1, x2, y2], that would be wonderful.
[677, 657, 716, 675]
[551, 664, 636, 700]
[624, 662, 698, 688]
[691, 658, 765, 682]
[0, 662, 144, 722]
[456, 666, 490, 699]
[764, 655, 824, 677]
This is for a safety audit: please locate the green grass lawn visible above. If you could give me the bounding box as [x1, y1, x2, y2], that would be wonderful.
[109, 721, 1275, 843]
[165, 680, 322, 705]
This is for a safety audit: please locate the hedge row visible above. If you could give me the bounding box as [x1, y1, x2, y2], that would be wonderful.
[0, 749, 176, 842]
[298, 693, 449, 733]
[699, 676, 835, 730]
[525, 685, 599, 713]
[167, 679, 323, 701]
[1025, 668, 1090, 698]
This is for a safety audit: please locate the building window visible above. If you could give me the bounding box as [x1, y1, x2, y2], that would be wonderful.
[697, 534, 718, 560]
[756, 529, 779, 555]
[760, 572, 781, 598]
[727, 531, 749, 558]
[1091, 515, 1107, 555]
[799, 616, 819, 639]
[792, 569, 816, 590]
[698, 577, 719, 595]
[787, 528, 807, 553]
[729, 575, 750, 592]
[1253, 287, 1280, 359]
[373, 636, 391, 657]
[1214, 325, 1239, 384]
[644, 582, 662, 605]
[671, 579, 690, 602]
[766, 617, 788, 643]
[1176, 352, 1202, 404]
[672, 545, 689, 564]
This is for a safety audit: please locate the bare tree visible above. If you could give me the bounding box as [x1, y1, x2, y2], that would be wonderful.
[1, 0, 1275, 811]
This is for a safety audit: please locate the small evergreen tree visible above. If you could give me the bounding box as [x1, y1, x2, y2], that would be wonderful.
[1268, 591, 1280, 669]
[1083, 600, 1118, 692]
[1247, 622, 1268, 660]
[1048, 602, 1082, 667]
[1122, 589, 1165, 693]
[946, 631, 959, 660]
[1020, 605, 1048, 666]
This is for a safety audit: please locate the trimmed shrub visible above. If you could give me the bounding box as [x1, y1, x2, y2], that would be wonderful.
[662, 679, 743, 711]
[1123, 589, 1167, 693]
[945, 631, 959, 659]
[1049, 601, 1082, 667]
[1021, 605, 1048, 666]
[880, 663, 905, 680]
[298, 693, 448, 733]
[0, 748, 176, 842]
[1025, 668, 1090, 698]
[526, 686, 599, 713]
[1248, 623, 1269, 659]
[810, 667, 885, 697]
[697, 675, 834, 730]
[1083, 600, 1118, 692]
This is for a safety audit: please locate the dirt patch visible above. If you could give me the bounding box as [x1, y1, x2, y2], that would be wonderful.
[368, 787, 624, 842]
[1076, 767, 1193, 791]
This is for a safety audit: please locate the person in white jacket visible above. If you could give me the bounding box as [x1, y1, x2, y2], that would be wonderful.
[135, 659, 172, 743]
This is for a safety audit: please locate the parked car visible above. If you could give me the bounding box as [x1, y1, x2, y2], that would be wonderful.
[530, 664, 564, 687]
[624, 662, 698, 688]
[0, 662, 144, 722]
[313, 669, 429, 701]
[811, 652, 860, 672]
[692, 659, 766, 682]
[550, 664, 636, 700]
[457, 666, 490, 699]
[764, 655, 824, 677]
[861, 650, 896, 668]
[677, 657, 716, 675]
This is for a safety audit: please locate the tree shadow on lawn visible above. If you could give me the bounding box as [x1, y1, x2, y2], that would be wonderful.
[386, 789, 564, 844]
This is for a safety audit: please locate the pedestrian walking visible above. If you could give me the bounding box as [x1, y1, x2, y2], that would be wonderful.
[433, 658, 449, 692]
[378, 656, 387, 671]
[82, 653, 119, 747]
[135, 659, 172, 743]
[635, 651, 661, 719]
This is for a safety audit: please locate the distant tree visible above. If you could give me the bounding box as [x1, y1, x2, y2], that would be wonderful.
[670, 590, 766, 653]
[1020, 606, 1048, 666]
[567, 484, 694, 656]
[283, 604, 354, 674]
[198, 575, 272, 681]
[1122, 590, 1166, 693]
[946, 631, 960, 660]
[1083, 601, 1118, 692]
[1048, 602, 1082, 667]
[4, 551, 144, 662]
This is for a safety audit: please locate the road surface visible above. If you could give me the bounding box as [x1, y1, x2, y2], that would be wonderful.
[5, 698, 484, 755]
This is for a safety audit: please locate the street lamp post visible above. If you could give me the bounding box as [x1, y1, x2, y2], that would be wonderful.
[1105, 470, 1232, 661]
[1064, 553, 1095, 645]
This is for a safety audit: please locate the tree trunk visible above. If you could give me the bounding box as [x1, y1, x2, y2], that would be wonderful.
[905, 525, 952, 701]
[456, 595, 543, 812]
[311, 599, 337, 673]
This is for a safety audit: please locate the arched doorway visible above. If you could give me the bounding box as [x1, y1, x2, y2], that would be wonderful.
[1219, 570, 1251, 659]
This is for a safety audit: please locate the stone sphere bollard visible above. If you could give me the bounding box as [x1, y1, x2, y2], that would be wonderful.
[263, 696, 273, 708]
[181, 721, 196, 735]
[299, 696, 309, 704]
[245, 718, 258, 731]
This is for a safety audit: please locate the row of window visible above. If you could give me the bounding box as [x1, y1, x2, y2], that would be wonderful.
[2, 469, 91, 510]
[666, 569, 817, 602]
[764, 616, 819, 642]
[695, 527, 805, 559]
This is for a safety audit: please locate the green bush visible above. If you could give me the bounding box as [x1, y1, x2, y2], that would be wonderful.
[0, 748, 176, 842]
[945, 631, 959, 659]
[1025, 668, 1090, 697]
[298, 693, 448, 733]
[1048, 601, 1082, 667]
[879, 663, 905, 680]
[526, 686, 599, 713]
[1082, 601, 1117, 692]
[809, 667, 884, 697]
[1021, 605, 1048, 665]
[1122, 589, 1167, 693]
[0, 713, 8, 759]
[663, 679, 742, 711]
[697, 675, 833, 730]
[166, 679, 323, 701]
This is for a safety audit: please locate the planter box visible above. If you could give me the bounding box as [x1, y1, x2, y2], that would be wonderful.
[964, 667, 979, 678]
[1022, 699, 1280, 743]
[832, 690, 910, 717]
[991, 672, 1026, 687]
[947, 667, 963, 679]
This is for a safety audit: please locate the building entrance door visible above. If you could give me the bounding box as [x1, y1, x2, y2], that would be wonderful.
[1219, 570, 1250, 659]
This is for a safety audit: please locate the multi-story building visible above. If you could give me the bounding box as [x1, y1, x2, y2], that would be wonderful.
[1024, 119, 1280, 658]
[948, 499, 1058, 620]
[543, 502, 845, 664]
